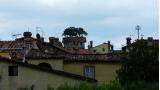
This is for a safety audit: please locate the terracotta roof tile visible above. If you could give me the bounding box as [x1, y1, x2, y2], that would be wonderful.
[0, 41, 24, 48]
[79, 49, 93, 54]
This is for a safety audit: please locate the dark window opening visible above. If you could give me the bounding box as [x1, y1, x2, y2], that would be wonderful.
[76, 42, 79, 45]
[8, 66, 18, 76]
[102, 48, 105, 52]
[73, 42, 76, 45]
[38, 63, 52, 69]
[93, 50, 96, 53]
[80, 42, 83, 45]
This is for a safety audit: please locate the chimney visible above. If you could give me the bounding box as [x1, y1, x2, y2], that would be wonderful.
[126, 37, 131, 46]
[111, 45, 114, 50]
[49, 37, 59, 44]
[23, 32, 32, 38]
[148, 37, 153, 41]
[40, 37, 44, 42]
[147, 37, 153, 46]
[88, 45, 90, 49]
[107, 41, 111, 51]
[90, 41, 93, 48]
[108, 41, 110, 45]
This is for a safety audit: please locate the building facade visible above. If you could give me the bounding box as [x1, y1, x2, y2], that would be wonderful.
[91, 42, 113, 54]
[0, 31, 127, 87]
[0, 58, 96, 90]
[63, 60, 121, 83]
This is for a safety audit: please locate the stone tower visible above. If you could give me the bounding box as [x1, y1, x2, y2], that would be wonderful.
[62, 37, 86, 53]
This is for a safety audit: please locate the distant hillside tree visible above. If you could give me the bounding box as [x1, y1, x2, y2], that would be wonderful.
[117, 39, 159, 85]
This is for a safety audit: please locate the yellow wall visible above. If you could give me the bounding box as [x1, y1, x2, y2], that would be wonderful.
[0, 62, 83, 90]
[27, 59, 63, 71]
[92, 43, 109, 54]
[95, 63, 120, 83]
[64, 62, 121, 83]
[0, 52, 10, 59]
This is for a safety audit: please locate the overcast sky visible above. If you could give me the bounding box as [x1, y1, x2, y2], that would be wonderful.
[0, 0, 158, 49]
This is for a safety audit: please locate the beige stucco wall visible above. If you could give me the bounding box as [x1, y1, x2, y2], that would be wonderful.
[27, 59, 63, 71]
[0, 52, 10, 59]
[92, 44, 110, 54]
[0, 61, 82, 90]
[64, 62, 121, 84]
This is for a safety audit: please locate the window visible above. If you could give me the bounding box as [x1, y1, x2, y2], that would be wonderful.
[8, 66, 18, 76]
[73, 42, 76, 45]
[93, 50, 96, 53]
[148, 42, 153, 46]
[102, 48, 105, 52]
[80, 42, 83, 45]
[84, 65, 95, 79]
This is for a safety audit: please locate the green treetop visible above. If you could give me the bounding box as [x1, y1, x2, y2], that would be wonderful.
[62, 27, 88, 37]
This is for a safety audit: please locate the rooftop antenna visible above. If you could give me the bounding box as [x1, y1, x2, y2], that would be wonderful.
[135, 25, 141, 40]
[11, 33, 21, 40]
[141, 34, 144, 39]
[27, 27, 30, 32]
[129, 35, 134, 38]
[54, 32, 60, 38]
[57, 32, 60, 37]
[36, 26, 44, 37]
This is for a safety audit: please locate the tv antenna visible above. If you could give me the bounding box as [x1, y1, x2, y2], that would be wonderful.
[36, 26, 44, 37]
[11, 33, 21, 40]
[140, 34, 144, 39]
[135, 25, 141, 40]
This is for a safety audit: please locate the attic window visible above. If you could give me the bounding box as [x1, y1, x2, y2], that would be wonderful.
[8, 66, 18, 76]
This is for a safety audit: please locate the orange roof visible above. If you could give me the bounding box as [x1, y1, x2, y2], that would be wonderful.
[0, 41, 24, 48]
[79, 49, 92, 54]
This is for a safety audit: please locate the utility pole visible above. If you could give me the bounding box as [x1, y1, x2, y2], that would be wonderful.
[135, 25, 141, 40]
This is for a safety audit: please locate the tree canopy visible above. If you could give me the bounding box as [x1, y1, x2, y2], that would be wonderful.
[117, 39, 159, 85]
[62, 27, 88, 37]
